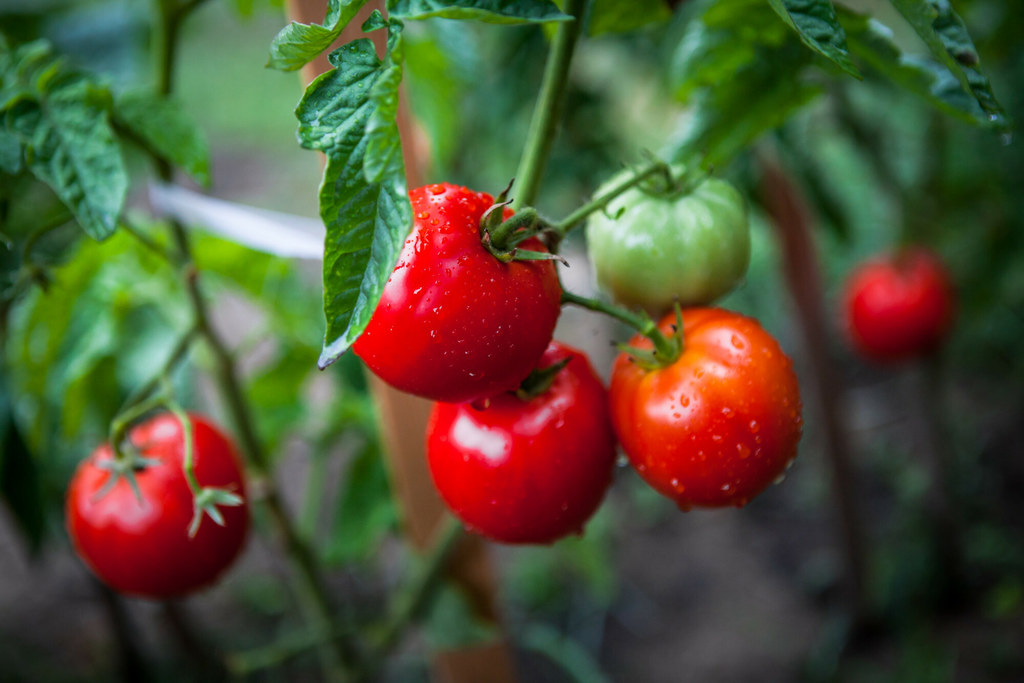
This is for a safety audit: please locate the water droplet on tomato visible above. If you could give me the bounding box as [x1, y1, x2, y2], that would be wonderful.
[731, 335, 744, 349]
[737, 443, 750, 459]
[721, 483, 732, 492]
[429, 184, 445, 195]
[680, 396, 690, 407]
[749, 420, 759, 433]
[773, 473, 786, 485]
[676, 500, 693, 512]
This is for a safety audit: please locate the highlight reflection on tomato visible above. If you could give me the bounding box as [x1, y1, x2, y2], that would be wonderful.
[610, 308, 802, 509]
[66, 413, 249, 599]
[427, 341, 616, 544]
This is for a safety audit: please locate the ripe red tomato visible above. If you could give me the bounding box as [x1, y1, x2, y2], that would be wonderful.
[426, 341, 616, 544]
[842, 247, 955, 362]
[353, 183, 562, 404]
[610, 308, 802, 510]
[66, 413, 249, 599]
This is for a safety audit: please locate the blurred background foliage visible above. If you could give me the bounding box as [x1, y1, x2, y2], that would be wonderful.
[1, 0, 1023, 680]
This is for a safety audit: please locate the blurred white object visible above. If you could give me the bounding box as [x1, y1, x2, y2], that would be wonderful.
[149, 183, 325, 260]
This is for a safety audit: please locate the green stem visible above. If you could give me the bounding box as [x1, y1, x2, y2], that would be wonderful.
[369, 518, 466, 662]
[150, 2, 356, 678]
[560, 289, 678, 361]
[512, 0, 588, 209]
[553, 160, 671, 235]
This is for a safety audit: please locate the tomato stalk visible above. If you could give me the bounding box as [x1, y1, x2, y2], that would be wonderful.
[149, 1, 360, 678]
[512, 0, 588, 209]
[560, 289, 681, 365]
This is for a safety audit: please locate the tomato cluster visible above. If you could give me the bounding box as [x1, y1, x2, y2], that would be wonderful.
[353, 181, 804, 544]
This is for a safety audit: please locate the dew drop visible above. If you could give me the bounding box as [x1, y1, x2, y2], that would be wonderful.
[773, 473, 787, 485]
[731, 334, 744, 349]
[721, 483, 732, 492]
[749, 420, 760, 433]
[737, 443, 750, 459]
[680, 396, 690, 407]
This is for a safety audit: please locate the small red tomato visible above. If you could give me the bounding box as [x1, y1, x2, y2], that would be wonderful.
[353, 183, 562, 404]
[66, 413, 249, 599]
[610, 308, 802, 510]
[842, 247, 955, 362]
[426, 341, 616, 544]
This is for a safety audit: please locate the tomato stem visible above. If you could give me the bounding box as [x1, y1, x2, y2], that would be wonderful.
[512, 0, 587, 209]
[149, 2, 360, 678]
[552, 160, 672, 235]
[560, 289, 681, 364]
[369, 517, 465, 664]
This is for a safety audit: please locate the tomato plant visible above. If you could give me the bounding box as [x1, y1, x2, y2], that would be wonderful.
[842, 247, 955, 362]
[353, 183, 562, 404]
[66, 413, 249, 599]
[426, 341, 616, 544]
[609, 308, 802, 510]
[586, 172, 750, 314]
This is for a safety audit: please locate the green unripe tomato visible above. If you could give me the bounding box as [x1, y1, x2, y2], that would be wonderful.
[586, 172, 750, 314]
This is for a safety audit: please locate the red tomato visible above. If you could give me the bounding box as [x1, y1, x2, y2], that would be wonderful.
[610, 308, 802, 510]
[66, 413, 249, 599]
[842, 247, 955, 362]
[426, 341, 616, 544]
[353, 183, 562, 403]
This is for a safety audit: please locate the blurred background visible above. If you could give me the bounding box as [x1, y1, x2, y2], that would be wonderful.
[1, 0, 1023, 681]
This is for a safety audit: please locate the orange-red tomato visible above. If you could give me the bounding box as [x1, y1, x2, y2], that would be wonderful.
[610, 308, 802, 509]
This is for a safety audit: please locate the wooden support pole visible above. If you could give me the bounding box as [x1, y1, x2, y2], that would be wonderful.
[283, 1, 517, 679]
[759, 157, 871, 626]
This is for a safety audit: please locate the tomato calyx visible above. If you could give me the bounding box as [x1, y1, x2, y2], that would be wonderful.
[188, 486, 245, 537]
[515, 356, 571, 401]
[479, 179, 566, 264]
[93, 450, 162, 503]
[617, 305, 685, 370]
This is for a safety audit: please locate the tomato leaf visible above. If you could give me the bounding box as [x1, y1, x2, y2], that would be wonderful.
[113, 89, 211, 187]
[388, 0, 570, 24]
[837, 7, 990, 127]
[586, 0, 672, 36]
[267, 0, 372, 72]
[1, 41, 126, 241]
[296, 33, 412, 368]
[765, 0, 860, 78]
[887, 0, 1008, 130]
[0, 128, 22, 173]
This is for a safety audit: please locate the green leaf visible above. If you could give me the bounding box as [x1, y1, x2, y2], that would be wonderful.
[388, 0, 571, 23]
[837, 8, 988, 127]
[363, 18, 405, 184]
[266, 0, 372, 72]
[0, 128, 21, 173]
[673, 50, 822, 168]
[1, 42, 126, 241]
[296, 36, 412, 368]
[765, 0, 860, 78]
[422, 582, 499, 650]
[114, 90, 211, 186]
[325, 439, 397, 564]
[888, 0, 1008, 130]
[587, 0, 672, 36]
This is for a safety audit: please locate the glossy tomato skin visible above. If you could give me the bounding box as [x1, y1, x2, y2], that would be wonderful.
[353, 183, 562, 404]
[66, 413, 249, 599]
[427, 341, 616, 544]
[842, 248, 954, 362]
[586, 172, 749, 315]
[610, 308, 802, 509]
